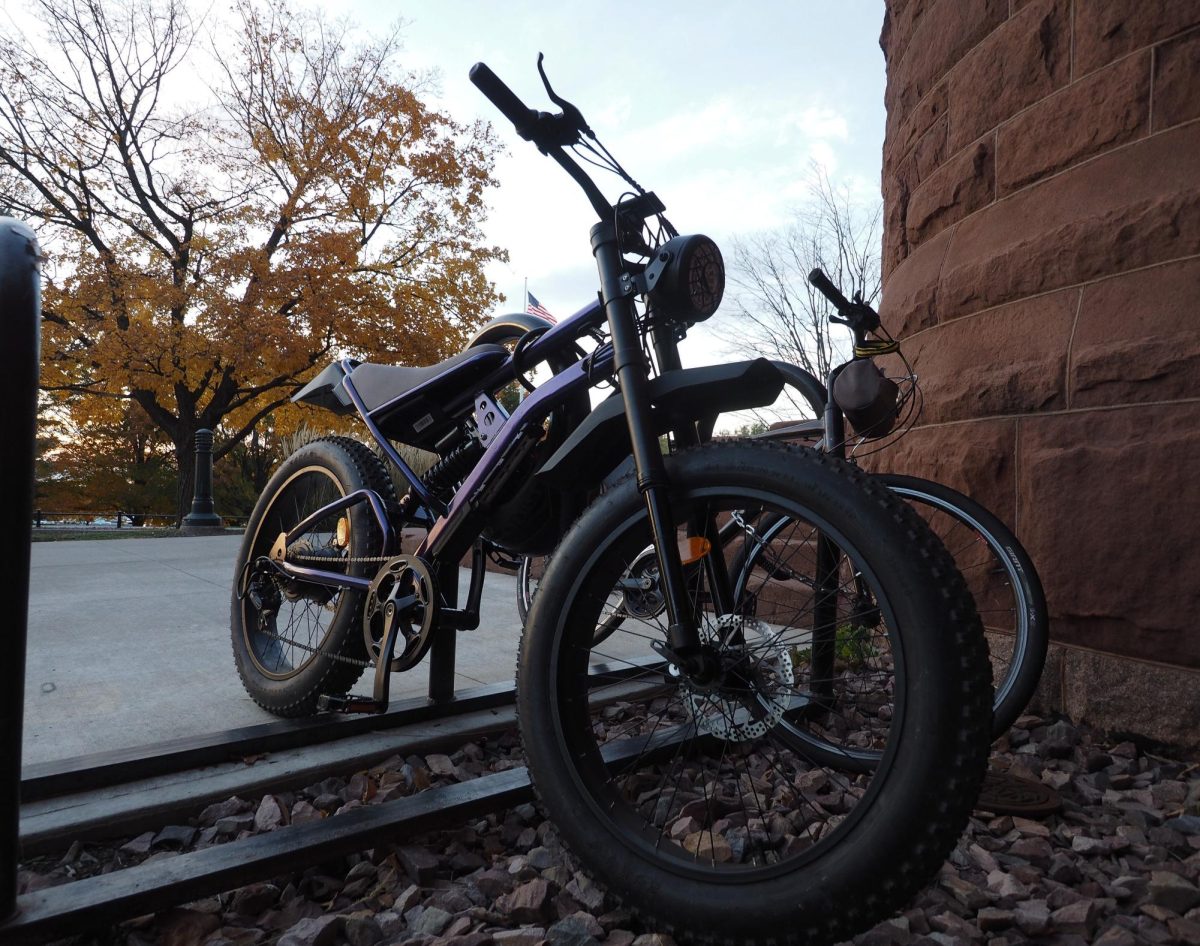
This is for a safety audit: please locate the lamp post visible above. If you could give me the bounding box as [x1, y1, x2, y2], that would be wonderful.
[181, 428, 224, 532]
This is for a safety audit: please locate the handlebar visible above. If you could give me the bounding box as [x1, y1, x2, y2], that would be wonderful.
[468, 59, 613, 221]
[469, 63, 539, 140]
[807, 268, 853, 313]
[807, 268, 882, 344]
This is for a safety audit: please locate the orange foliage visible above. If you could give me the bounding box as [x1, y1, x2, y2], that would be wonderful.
[1, 0, 505, 518]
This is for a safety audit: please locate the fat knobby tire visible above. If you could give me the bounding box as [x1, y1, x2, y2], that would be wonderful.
[516, 441, 993, 945]
[230, 437, 395, 717]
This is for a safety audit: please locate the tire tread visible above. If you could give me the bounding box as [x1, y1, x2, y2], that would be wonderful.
[515, 441, 993, 945]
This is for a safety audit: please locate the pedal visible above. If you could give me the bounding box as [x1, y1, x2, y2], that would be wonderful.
[317, 693, 388, 715]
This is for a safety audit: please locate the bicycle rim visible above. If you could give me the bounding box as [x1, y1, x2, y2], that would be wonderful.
[542, 486, 904, 875]
[241, 465, 350, 680]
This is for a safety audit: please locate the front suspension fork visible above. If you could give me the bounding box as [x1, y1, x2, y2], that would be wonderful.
[591, 221, 723, 661]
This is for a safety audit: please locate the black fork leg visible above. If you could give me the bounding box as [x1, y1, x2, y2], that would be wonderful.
[652, 326, 737, 620]
[590, 221, 700, 658]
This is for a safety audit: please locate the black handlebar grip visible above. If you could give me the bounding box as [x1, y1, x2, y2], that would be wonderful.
[469, 62, 538, 139]
[807, 268, 853, 313]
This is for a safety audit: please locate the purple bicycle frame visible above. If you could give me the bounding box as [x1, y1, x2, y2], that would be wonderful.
[268, 296, 611, 592]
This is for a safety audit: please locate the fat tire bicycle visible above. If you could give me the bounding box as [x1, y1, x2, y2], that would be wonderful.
[485, 280, 1047, 742]
[231, 56, 993, 944]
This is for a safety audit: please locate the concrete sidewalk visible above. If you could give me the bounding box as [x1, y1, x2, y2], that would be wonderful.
[21, 535, 525, 768]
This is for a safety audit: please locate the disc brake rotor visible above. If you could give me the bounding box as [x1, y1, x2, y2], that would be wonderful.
[686, 614, 794, 741]
[363, 556, 438, 673]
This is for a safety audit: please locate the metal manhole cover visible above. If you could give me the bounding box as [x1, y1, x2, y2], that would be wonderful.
[974, 770, 1062, 817]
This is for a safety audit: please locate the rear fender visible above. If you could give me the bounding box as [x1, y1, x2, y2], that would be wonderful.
[291, 361, 358, 415]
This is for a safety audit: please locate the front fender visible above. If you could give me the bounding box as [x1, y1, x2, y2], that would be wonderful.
[535, 358, 785, 490]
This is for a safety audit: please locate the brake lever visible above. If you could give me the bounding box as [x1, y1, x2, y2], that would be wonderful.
[537, 52, 593, 139]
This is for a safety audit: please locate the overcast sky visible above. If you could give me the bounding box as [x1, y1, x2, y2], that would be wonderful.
[5, 0, 888, 364]
[333, 0, 889, 328]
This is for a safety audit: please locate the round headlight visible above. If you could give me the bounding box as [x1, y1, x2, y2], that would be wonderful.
[648, 234, 725, 324]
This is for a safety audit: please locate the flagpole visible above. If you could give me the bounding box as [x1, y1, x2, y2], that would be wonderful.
[523, 277, 528, 311]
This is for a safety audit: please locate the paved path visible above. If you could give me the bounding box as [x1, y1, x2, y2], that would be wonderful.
[22, 536, 525, 768]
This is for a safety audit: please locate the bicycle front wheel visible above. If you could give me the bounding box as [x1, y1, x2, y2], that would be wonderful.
[517, 442, 992, 945]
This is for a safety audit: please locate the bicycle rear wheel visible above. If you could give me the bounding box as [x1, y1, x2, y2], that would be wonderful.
[517, 442, 992, 944]
[875, 474, 1047, 735]
[732, 474, 1047, 740]
[231, 437, 392, 717]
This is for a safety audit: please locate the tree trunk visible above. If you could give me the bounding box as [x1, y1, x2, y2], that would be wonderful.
[251, 426, 270, 493]
[174, 433, 196, 527]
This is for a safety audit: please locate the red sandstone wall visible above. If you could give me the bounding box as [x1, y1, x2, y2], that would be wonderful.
[879, 0, 1200, 671]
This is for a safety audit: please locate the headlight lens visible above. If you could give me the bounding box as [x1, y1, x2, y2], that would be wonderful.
[648, 234, 725, 324]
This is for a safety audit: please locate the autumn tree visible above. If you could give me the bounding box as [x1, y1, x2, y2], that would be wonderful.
[0, 0, 505, 522]
[35, 398, 176, 521]
[713, 166, 882, 419]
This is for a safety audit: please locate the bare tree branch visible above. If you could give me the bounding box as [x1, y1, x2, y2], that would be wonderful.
[3, 0, 504, 520]
[713, 164, 881, 421]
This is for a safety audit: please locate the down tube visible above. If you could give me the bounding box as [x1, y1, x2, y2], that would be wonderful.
[419, 352, 607, 561]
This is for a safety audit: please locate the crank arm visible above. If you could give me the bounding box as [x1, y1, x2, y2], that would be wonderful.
[316, 596, 409, 717]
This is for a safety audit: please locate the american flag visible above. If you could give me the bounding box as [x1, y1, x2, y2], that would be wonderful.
[526, 292, 557, 324]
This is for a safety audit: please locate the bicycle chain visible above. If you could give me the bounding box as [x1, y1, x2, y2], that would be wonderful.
[288, 553, 393, 565]
[255, 624, 373, 668]
[255, 550, 397, 669]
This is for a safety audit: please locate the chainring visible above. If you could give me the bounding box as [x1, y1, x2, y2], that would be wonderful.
[363, 555, 438, 673]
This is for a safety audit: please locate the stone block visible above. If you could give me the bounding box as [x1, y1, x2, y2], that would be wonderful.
[996, 50, 1150, 194]
[1016, 402, 1200, 668]
[883, 191, 909, 279]
[1071, 257, 1200, 408]
[880, 0, 933, 65]
[899, 287, 1076, 424]
[946, 0, 1071, 153]
[886, 0, 1009, 118]
[909, 113, 950, 182]
[1152, 27, 1200, 131]
[938, 120, 1200, 320]
[885, 80, 948, 176]
[880, 224, 956, 336]
[906, 134, 996, 247]
[863, 416, 1018, 529]
[1060, 648, 1200, 750]
[1075, 0, 1200, 76]
[884, 115, 951, 272]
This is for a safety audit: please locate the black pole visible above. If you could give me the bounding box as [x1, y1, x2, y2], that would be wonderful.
[182, 429, 222, 531]
[0, 218, 41, 921]
[428, 562, 457, 704]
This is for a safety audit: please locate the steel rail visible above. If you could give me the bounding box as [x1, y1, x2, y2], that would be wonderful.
[2, 664, 669, 942]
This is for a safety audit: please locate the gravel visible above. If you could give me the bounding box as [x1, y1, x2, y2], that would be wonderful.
[15, 714, 1200, 946]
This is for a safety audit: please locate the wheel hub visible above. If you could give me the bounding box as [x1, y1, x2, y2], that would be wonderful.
[684, 615, 793, 741]
[618, 553, 664, 619]
[281, 539, 341, 604]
